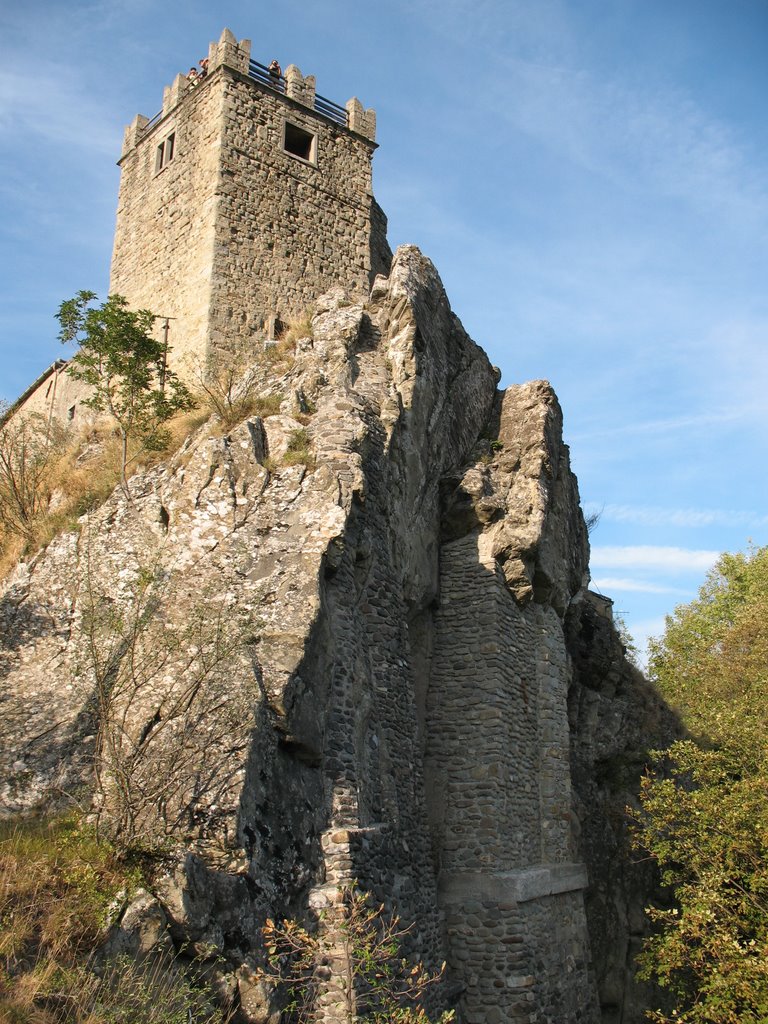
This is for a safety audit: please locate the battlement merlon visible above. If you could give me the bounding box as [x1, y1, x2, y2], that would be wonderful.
[120, 27, 377, 158]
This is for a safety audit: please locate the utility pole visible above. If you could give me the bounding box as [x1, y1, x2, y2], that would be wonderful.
[157, 316, 177, 390]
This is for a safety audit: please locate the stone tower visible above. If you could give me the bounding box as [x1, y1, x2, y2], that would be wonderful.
[110, 29, 391, 371]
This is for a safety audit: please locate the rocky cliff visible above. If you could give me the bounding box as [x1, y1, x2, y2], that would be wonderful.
[0, 246, 677, 1023]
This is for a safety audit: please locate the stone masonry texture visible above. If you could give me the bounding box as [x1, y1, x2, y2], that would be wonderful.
[110, 30, 390, 376]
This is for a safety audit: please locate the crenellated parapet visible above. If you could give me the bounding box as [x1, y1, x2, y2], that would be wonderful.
[284, 64, 316, 109]
[120, 27, 375, 160]
[207, 27, 251, 77]
[345, 97, 376, 141]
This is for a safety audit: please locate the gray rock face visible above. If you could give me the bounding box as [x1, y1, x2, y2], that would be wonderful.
[566, 593, 680, 1023]
[0, 245, 668, 1022]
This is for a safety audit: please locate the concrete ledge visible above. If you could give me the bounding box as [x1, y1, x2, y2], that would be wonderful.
[439, 863, 588, 905]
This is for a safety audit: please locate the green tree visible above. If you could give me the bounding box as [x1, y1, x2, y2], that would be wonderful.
[634, 546, 768, 1023]
[57, 292, 194, 493]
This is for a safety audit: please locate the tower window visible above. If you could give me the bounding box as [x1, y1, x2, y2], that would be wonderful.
[283, 122, 316, 164]
[155, 132, 176, 172]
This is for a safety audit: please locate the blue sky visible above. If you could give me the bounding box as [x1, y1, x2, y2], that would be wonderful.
[1, 0, 767, 660]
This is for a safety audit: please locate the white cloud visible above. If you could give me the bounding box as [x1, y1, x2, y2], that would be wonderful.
[591, 577, 690, 595]
[572, 407, 746, 444]
[590, 546, 720, 573]
[584, 503, 768, 530]
[490, 39, 768, 231]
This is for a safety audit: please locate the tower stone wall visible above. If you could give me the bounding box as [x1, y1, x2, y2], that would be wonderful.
[425, 522, 596, 1021]
[110, 29, 390, 374]
[111, 69, 223, 373]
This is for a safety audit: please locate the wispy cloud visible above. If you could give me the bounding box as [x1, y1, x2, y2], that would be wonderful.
[584, 503, 768, 530]
[592, 577, 691, 595]
[590, 546, 720, 573]
[0, 64, 119, 155]
[490, 39, 768, 231]
[572, 408, 746, 444]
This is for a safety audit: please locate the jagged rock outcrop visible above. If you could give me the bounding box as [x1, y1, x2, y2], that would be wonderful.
[0, 246, 673, 1023]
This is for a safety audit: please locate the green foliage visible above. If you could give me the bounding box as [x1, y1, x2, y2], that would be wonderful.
[0, 815, 137, 958]
[253, 393, 285, 418]
[79, 954, 227, 1023]
[0, 815, 139, 1016]
[634, 546, 768, 1022]
[260, 886, 454, 1024]
[57, 292, 195, 492]
[648, 546, 768, 757]
[475, 435, 504, 465]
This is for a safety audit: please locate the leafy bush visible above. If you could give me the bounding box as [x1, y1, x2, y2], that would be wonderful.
[634, 546, 768, 1023]
[57, 292, 196, 494]
[0, 409, 65, 544]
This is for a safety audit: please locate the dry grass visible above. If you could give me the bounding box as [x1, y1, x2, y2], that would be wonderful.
[262, 337, 297, 369]
[0, 816, 136, 1020]
[0, 816, 233, 1023]
[282, 428, 315, 470]
[194, 386, 285, 431]
[193, 333, 295, 429]
[0, 534, 24, 585]
[250, 392, 284, 418]
[278, 310, 313, 349]
[0, 407, 209, 583]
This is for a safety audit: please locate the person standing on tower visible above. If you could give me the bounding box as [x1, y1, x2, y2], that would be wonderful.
[268, 59, 282, 89]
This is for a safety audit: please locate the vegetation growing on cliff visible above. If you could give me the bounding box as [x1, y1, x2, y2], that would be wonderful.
[74, 541, 257, 852]
[56, 292, 196, 494]
[635, 545, 768, 1023]
[260, 885, 454, 1024]
[0, 409, 65, 544]
[0, 406, 204, 579]
[0, 816, 234, 1022]
[283, 428, 315, 469]
[0, 302, 313, 580]
[193, 334, 291, 429]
